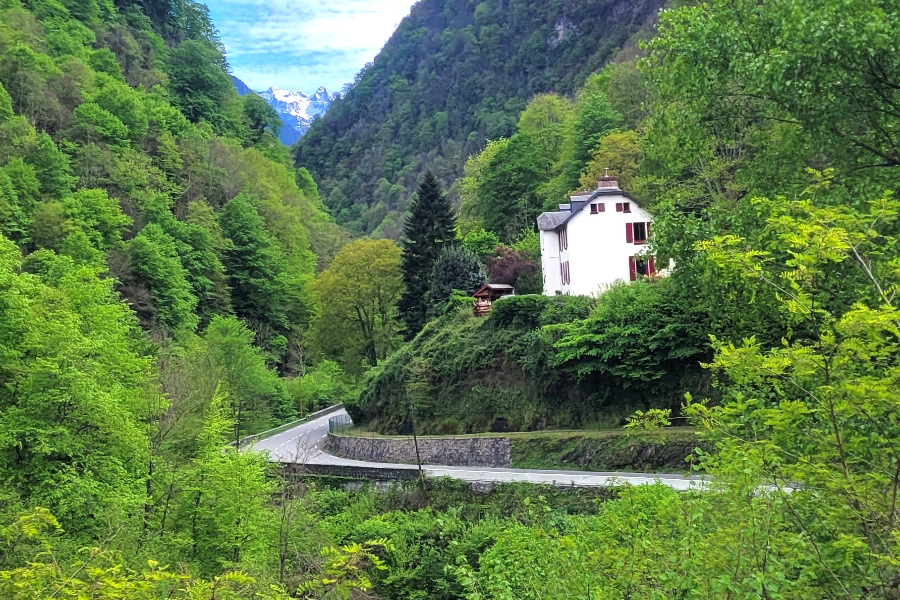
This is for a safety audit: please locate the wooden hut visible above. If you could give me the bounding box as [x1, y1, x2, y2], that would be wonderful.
[472, 284, 515, 316]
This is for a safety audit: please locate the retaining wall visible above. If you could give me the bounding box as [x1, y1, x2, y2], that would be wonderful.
[324, 433, 511, 468]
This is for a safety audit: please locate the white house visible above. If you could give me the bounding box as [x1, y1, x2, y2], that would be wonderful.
[537, 175, 658, 296]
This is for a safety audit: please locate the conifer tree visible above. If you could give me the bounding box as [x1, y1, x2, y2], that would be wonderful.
[398, 172, 456, 338]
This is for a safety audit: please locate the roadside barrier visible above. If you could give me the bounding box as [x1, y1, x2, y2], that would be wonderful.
[230, 403, 344, 448]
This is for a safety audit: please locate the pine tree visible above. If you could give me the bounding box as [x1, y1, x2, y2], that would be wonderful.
[398, 172, 456, 338]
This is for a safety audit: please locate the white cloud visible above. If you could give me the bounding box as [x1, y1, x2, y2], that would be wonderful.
[206, 0, 415, 92]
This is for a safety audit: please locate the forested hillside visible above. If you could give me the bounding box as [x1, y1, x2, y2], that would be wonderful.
[294, 0, 664, 237]
[4, 0, 900, 597]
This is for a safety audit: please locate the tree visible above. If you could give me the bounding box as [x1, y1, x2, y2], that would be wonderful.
[477, 133, 545, 242]
[565, 76, 623, 188]
[62, 188, 132, 250]
[485, 245, 538, 291]
[461, 227, 500, 260]
[0, 237, 154, 531]
[428, 245, 484, 309]
[689, 184, 900, 597]
[580, 130, 642, 192]
[309, 239, 403, 375]
[397, 173, 456, 338]
[242, 93, 281, 145]
[128, 223, 200, 332]
[219, 194, 289, 332]
[167, 40, 233, 126]
[203, 315, 293, 443]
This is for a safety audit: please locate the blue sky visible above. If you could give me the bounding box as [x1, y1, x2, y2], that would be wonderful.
[205, 0, 416, 94]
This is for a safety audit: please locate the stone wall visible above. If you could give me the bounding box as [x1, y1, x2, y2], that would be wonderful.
[324, 433, 511, 468]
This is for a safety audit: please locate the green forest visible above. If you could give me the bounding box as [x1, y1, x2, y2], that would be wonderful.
[2, 0, 900, 597]
[294, 0, 665, 237]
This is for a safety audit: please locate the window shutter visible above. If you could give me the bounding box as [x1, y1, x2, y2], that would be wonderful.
[598, 203, 605, 212]
[616, 203, 623, 212]
[646, 222, 651, 239]
[648, 256, 655, 275]
[625, 223, 633, 243]
[628, 256, 636, 281]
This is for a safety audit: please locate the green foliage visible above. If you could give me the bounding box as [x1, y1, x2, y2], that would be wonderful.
[0, 235, 153, 531]
[510, 429, 707, 472]
[166, 39, 234, 129]
[0, 508, 289, 599]
[295, 0, 664, 236]
[356, 295, 616, 434]
[460, 227, 499, 260]
[309, 238, 403, 376]
[203, 315, 293, 441]
[398, 173, 457, 338]
[62, 188, 131, 250]
[553, 279, 710, 406]
[283, 360, 355, 414]
[428, 245, 485, 310]
[219, 193, 289, 332]
[242, 93, 281, 144]
[128, 222, 199, 332]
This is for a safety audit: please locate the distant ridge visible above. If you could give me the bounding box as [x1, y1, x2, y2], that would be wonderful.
[230, 76, 338, 146]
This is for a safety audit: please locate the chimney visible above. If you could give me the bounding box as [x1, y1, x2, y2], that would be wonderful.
[598, 167, 619, 190]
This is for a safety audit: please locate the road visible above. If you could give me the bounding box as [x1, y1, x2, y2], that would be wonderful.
[249, 409, 703, 491]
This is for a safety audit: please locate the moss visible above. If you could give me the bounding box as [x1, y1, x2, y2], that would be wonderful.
[511, 429, 712, 473]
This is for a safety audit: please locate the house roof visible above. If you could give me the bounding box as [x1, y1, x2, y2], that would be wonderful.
[472, 283, 515, 297]
[536, 189, 644, 231]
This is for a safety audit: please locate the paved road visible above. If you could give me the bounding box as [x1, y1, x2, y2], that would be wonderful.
[249, 409, 703, 490]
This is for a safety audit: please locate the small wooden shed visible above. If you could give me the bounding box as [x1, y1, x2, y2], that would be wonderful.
[473, 284, 515, 317]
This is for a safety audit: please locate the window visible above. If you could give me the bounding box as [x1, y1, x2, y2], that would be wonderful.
[626, 222, 650, 244]
[629, 256, 656, 281]
[623, 202, 631, 213]
[560, 261, 571, 285]
[633, 222, 647, 244]
[590, 203, 598, 214]
[558, 227, 568, 250]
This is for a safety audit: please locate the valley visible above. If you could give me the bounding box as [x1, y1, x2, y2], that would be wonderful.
[0, 0, 898, 597]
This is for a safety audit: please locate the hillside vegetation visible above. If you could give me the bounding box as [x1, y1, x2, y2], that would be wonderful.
[354, 282, 710, 434]
[3, 0, 900, 597]
[294, 0, 664, 237]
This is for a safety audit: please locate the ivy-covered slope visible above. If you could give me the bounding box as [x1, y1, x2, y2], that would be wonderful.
[294, 0, 665, 237]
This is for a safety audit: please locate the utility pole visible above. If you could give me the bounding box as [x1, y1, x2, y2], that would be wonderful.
[408, 402, 426, 491]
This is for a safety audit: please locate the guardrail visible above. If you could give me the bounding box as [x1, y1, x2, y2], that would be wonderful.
[231, 403, 344, 448]
[328, 413, 353, 436]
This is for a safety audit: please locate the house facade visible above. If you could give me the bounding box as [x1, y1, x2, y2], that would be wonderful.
[537, 176, 657, 296]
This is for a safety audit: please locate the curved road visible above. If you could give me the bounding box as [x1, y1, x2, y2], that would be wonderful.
[249, 409, 703, 490]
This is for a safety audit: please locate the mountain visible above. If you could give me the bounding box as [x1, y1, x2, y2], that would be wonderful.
[294, 0, 666, 237]
[257, 86, 338, 145]
[231, 74, 253, 96]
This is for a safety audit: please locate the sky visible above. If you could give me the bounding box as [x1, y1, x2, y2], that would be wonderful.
[205, 0, 416, 94]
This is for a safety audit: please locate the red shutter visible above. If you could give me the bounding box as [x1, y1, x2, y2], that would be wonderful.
[646, 222, 651, 240]
[625, 223, 633, 243]
[598, 203, 605, 212]
[628, 256, 637, 281]
[616, 203, 623, 212]
[648, 256, 656, 275]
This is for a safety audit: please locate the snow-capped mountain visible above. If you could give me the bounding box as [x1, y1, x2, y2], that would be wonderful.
[230, 76, 337, 146]
[257, 86, 337, 145]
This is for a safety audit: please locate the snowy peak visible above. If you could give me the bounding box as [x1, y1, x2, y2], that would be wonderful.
[253, 85, 339, 145]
